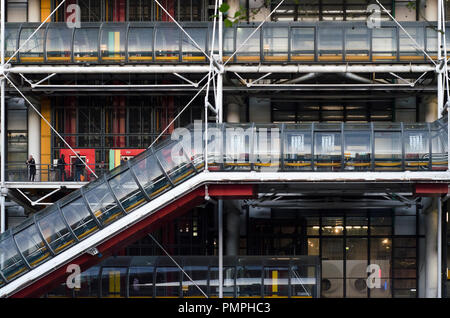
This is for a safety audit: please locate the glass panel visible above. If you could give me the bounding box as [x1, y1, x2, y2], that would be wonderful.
[155, 142, 195, 185]
[210, 266, 235, 297]
[322, 216, 344, 235]
[73, 28, 99, 63]
[426, 27, 438, 61]
[291, 264, 315, 297]
[38, 211, 74, 254]
[321, 238, 344, 298]
[314, 131, 342, 171]
[182, 28, 207, 62]
[224, 124, 252, 170]
[344, 128, 371, 171]
[128, 27, 153, 62]
[372, 27, 397, 61]
[155, 267, 180, 297]
[74, 267, 100, 298]
[404, 126, 429, 170]
[284, 129, 312, 171]
[100, 267, 127, 298]
[84, 180, 124, 226]
[5, 26, 19, 62]
[0, 236, 28, 281]
[431, 121, 448, 170]
[345, 27, 369, 61]
[264, 266, 289, 297]
[100, 25, 126, 62]
[155, 27, 179, 62]
[61, 197, 99, 240]
[19, 28, 45, 62]
[370, 238, 391, 298]
[374, 131, 402, 171]
[318, 27, 343, 61]
[236, 27, 260, 62]
[263, 27, 288, 62]
[399, 27, 424, 60]
[182, 266, 208, 297]
[236, 265, 262, 297]
[46, 26, 72, 62]
[223, 27, 234, 61]
[129, 266, 154, 297]
[253, 125, 281, 172]
[290, 27, 315, 61]
[346, 215, 368, 235]
[132, 153, 171, 198]
[109, 170, 145, 213]
[346, 238, 368, 298]
[14, 224, 50, 267]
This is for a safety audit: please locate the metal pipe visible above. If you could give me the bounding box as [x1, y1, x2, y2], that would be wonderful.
[218, 198, 223, 299]
[438, 0, 444, 117]
[7, 64, 436, 74]
[438, 196, 442, 297]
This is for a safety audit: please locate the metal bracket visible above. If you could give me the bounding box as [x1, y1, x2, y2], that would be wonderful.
[86, 247, 100, 256]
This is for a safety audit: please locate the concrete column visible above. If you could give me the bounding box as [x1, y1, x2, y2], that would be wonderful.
[418, 95, 438, 122]
[420, 0, 438, 21]
[28, 0, 41, 22]
[224, 200, 240, 256]
[423, 197, 439, 297]
[227, 103, 240, 123]
[28, 105, 41, 181]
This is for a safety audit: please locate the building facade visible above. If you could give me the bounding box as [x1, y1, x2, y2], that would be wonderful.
[0, 0, 449, 298]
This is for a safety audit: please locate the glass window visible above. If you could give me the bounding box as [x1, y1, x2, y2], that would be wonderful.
[290, 27, 314, 61]
[108, 170, 145, 213]
[74, 266, 100, 298]
[223, 27, 234, 61]
[155, 27, 180, 62]
[236, 265, 262, 297]
[370, 215, 392, 235]
[264, 266, 289, 297]
[0, 236, 28, 282]
[46, 26, 73, 62]
[314, 131, 342, 171]
[5, 26, 19, 62]
[155, 142, 195, 185]
[426, 27, 438, 60]
[399, 27, 424, 60]
[182, 266, 208, 297]
[61, 197, 99, 241]
[100, 25, 126, 62]
[346, 215, 368, 236]
[14, 224, 49, 268]
[372, 27, 397, 61]
[209, 266, 236, 297]
[345, 27, 369, 61]
[236, 27, 260, 62]
[404, 126, 429, 170]
[374, 131, 402, 171]
[19, 27, 45, 62]
[101, 267, 127, 298]
[322, 216, 344, 235]
[131, 153, 171, 198]
[84, 180, 125, 226]
[344, 128, 371, 171]
[321, 238, 344, 298]
[346, 238, 368, 298]
[253, 126, 281, 172]
[284, 129, 313, 171]
[129, 266, 154, 297]
[263, 27, 288, 61]
[73, 28, 99, 63]
[224, 125, 252, 170]
[155, 267, 180, 297]
[38, 210, 74, 254]
[370, 238, 391, 298]
[431, 121, 448, 170]
[318, 27, 343, 61]
[182, 28, 207, 62]
[128, 27, 153, 62]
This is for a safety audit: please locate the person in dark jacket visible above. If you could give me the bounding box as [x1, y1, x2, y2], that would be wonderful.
[26, 155, 36, 182]
[57, 154, 66, 181]
[74, 157, 84, 182]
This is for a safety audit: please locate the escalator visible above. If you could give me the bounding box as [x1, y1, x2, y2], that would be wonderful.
[0, 120, 449, 298]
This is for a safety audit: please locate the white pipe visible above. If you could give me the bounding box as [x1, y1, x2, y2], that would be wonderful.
[7, 64, 436, 74]
[438, 0, 444, 117]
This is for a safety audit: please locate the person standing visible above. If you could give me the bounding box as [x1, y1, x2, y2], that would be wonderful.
[26, 155, 36, 182]
[74, 157, 84, 182]
[57, 154, 66, 181]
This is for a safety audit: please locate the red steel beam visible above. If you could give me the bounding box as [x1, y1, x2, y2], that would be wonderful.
[413, 183, 449, 197]
[11, 184, 254, 298]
